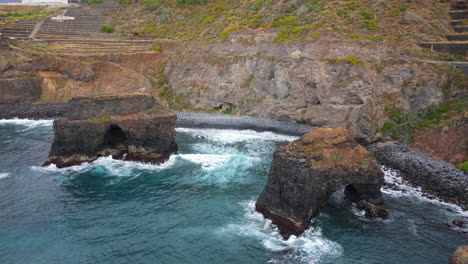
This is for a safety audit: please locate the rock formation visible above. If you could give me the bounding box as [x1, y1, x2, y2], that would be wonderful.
[43, 95, 177, 168]
[449, 246, 468, 264]
[256, 127, 387, 239]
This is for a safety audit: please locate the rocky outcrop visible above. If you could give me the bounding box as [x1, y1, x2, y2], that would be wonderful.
[256, 127, 387, 239]
[43, 95, 177, 168]
[449, 246, 468, 264]
[369, 143, 468, 210]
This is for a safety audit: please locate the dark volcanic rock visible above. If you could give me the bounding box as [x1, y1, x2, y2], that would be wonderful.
[368, 143, 468, 210]
[66, 94, 156, 120]
[43, 95, 177, 168]
[256, 127, 387, 239]
[452, 219, 465, 228]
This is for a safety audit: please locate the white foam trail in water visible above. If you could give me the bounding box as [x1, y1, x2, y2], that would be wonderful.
[381, 166, 468, 217]
[33, 155, 177, 176]
[217, 200, 342, 264]
[0, 173, 11, 179]
[0, 119, 53, 131]
[176, 128, 298, 142]
[178, 154, 235, 170]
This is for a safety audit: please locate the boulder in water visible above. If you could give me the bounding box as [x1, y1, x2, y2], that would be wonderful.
[256, 127, 387, 239]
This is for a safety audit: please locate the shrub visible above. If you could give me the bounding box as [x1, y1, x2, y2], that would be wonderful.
[360, 11, 374, 20]
[87, 0, 104, 4]
[100, 25, 115, 33]
[143, 0, 159, 10]
[459, 162, 468, 172]
[176, 0, 206, 7]
[154, 45, 163, 52]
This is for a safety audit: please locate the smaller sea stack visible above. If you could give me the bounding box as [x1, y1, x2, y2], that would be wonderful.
[43, 94, 177, 168]
[256, 127, 387, 239]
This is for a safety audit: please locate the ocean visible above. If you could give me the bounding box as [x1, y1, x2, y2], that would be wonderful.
[0, 119, 466, 264]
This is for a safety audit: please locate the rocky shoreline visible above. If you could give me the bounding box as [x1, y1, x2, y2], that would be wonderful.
[175, 111, 313, 136]
[369, 143, 468, 210]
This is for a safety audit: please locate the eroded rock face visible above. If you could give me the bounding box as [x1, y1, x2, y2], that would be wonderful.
[43, 96, 177, 168]
[256, 127, 387, 239]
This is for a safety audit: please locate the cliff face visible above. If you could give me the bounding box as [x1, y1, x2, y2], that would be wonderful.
[165, 34, 449, 140]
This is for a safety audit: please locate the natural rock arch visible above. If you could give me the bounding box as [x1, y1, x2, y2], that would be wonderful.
[256, 127, 388, 239]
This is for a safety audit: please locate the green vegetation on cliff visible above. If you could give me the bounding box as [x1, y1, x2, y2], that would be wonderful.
[112, 0, 449, 43]
[379, 100, 466, 144]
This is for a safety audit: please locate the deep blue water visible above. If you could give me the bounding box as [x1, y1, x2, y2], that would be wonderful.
[0, 119, 466, 264]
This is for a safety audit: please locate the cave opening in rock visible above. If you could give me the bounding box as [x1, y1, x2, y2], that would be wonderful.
[104, 124, 127, 147]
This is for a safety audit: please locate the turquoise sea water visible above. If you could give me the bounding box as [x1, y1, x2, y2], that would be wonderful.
[0, 119, 466, 264]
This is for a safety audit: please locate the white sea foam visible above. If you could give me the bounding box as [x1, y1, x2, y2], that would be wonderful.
[217, 200, 342, 264]
[0, 119, 53, 131]
[0, 173, 11, 179]
[177, 154, 235, 170]
[381, 166, 468, 217]
[33, 155, 177, 176]
[176, 128, 298, 142]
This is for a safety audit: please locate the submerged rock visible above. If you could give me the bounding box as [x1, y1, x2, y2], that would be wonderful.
[43, 95, 177, 168]
[256, 127, 387, 239]
[452, 219, 465, 228]
[449, 246, 468, 264]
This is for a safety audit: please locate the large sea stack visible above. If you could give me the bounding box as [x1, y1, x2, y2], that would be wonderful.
[43, 94, 177, 168]
[256, 127, 388, 239]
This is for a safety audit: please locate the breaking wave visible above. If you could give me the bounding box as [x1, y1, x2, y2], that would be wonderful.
[176, 128, 298, 142]
[381, 167, 467, 217]
[217, 200, 342, 264]
[0, 119, 53, 131]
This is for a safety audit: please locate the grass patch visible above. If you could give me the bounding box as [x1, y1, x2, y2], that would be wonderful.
[86, 0, 104, 4]
[153, 45, 163, 52]
[327, 56, 363, 66]
[100, 25, 115, 33]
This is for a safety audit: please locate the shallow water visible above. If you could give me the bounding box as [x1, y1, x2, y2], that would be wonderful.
[0, 120, 466, 264]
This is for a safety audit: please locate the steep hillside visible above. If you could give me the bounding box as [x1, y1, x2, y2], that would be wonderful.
[112, 0, 450, 44]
